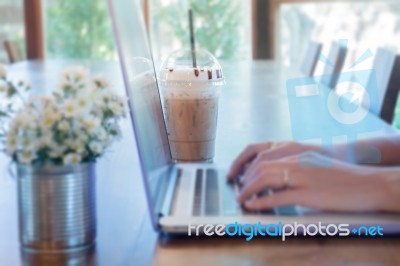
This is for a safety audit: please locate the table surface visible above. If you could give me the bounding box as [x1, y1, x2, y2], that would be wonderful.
[0, 60, 400, 266]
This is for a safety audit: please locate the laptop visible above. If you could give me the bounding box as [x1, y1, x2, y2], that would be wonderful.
[108, 0, 400, 235]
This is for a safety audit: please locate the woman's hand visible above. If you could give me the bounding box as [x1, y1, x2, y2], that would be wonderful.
[236, 151, 400, 213]
[227, 141, 324, 181]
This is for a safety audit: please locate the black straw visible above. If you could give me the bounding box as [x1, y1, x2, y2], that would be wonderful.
[188, 9, 197, 68]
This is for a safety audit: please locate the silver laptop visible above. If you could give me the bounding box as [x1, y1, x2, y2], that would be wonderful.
[108, 0, 400, 235]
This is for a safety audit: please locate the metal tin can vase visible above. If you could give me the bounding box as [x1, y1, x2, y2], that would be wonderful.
[17, 163, 96, 253]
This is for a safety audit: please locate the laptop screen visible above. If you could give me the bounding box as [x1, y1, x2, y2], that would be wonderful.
[108, 0, 172, 228]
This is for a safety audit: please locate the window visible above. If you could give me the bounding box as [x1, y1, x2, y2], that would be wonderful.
[149, 0, 251, 62]
[44, 0, 115, 60]
[279, 1, 400, 67]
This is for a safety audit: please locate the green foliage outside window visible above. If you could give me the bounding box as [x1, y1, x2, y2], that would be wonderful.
[154, 0, 243, 60]
[46, 0, 243, 60]
[46, 0, 115, 59]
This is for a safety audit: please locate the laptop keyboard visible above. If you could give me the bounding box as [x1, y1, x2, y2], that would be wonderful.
[205, 169, 219, 215]
[191, 168, 268, 216]
[192, 169, 203, 216]
[191, 168, 295, 216]
[192, 168, 220, 216]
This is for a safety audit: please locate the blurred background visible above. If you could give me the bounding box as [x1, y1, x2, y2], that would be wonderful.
[1, 0, 400, 125]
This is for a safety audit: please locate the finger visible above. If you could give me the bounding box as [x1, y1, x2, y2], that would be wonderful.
[227, 145, 260, 180]
[242, 157, 294, 185]
[243, 145, 298, 180]
[237, 167, 284, 203]
[241, 159, 271, 185]
[243, 162, 251, 173]
[242, 153, 266, 179]
[227, 143, 273, 180]
[244, 190, 303, 210]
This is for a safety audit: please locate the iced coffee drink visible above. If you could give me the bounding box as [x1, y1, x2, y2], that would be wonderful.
[159, 49, 224, 162]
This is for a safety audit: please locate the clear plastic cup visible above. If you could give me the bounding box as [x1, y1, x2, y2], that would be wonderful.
[159, 49, 225, 162]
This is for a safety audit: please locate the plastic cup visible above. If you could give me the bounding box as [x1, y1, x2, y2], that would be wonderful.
[159, 49, 225, 162]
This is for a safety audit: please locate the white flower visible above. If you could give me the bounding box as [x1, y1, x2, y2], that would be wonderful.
[60, 67, 89, 87]
[76, 130, 89, 143]
[37, 131, 54, 149]
[89, 141, 103, 155]
[76, 94, 93, 115]
[65, 137, 86, 154]
[62, 66, 89, 82]
[63, 100, 78, 118]
[42, 109, 61, 128]
[36, 97, 59, 114]
[0, 64, 6, 78]
[81, 116, 101, 134]
[108, 97, 126, 117]
[58, 120, 70, 131]
[14, 111, 36, 130]
[62, 153, 82, 165]
[48, 145, 66, 159]
[20, 137, 33, 149]
[17, 150, 36, 164]
[59, 66, 90, 97]
[93, 127, 108, 142]
[2, 65, 124, 165]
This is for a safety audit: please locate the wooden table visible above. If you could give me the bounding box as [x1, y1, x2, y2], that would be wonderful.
[0, 60, 399, 266]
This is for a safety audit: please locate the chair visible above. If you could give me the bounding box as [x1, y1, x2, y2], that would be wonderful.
[370, 48, 400, 124]
[320, 41, 347, 89]
[300, 41, 322, 76]
[338, 48, 400, 124]
[3, 40, 22, 63]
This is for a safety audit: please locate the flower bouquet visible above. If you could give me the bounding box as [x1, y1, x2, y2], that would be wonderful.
[0, 65, 125, 165]
[0, 64, 126, 252]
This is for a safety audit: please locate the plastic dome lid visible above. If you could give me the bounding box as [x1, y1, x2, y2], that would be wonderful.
[159, 49, 224, 84]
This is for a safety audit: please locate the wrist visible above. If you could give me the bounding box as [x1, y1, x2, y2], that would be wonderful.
[328, 142, 380, 164]
[375, 169, 400, 212]
[319, 144, 347, 162]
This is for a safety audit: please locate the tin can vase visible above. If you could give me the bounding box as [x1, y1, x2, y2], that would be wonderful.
[16, 163, 96, 253]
